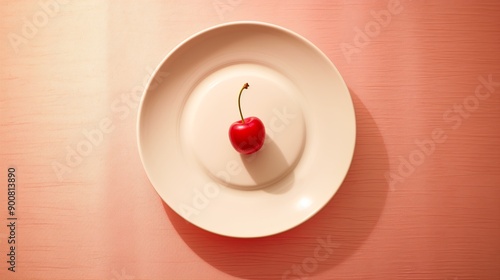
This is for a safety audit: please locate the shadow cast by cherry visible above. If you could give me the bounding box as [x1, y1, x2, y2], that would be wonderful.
[239, 136, 295, 194]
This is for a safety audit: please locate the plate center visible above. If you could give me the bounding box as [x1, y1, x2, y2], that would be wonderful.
[180, 63, 306, 190]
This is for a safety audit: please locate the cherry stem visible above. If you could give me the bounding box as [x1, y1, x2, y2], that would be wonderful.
[238, 83, 249, 123]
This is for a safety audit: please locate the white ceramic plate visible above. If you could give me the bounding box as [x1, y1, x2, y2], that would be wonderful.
[138, 21, 356, 238]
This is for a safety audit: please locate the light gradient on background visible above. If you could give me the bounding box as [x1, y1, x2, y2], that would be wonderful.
[1, 0, 499, 279]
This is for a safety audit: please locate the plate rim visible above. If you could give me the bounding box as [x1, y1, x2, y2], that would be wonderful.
[137, 21, 356, 238]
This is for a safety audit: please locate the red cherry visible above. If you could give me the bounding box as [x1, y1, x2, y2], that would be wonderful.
[228, 83, 266, 154]
[229, 117, 265, 154]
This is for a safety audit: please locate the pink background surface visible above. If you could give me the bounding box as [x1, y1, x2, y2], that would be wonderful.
[1, 0, 499, 279]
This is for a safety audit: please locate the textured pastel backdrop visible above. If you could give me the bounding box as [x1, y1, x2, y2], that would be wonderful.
[1, 0, 499, 279]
